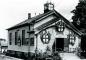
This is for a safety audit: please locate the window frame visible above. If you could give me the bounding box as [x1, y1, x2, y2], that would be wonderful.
[22, 30, 26, 45]
[15, 31, 18, 45]
[30, 38, 34, 46]
[56, 20, 65, 32]
[9, 33, 12, 45]
[68, 31, 76, 46]
[40, 31, 51, 44]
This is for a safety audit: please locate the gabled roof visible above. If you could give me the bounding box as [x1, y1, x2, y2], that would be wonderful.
[7, 10, 82, 36]
[53, 10, 82, 36]
[7, 10, 54, 30]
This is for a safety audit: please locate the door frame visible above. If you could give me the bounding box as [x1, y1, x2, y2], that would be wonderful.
[52, 38, 64, 52]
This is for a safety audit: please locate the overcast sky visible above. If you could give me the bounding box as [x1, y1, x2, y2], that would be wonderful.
[0, 0, 79, 40]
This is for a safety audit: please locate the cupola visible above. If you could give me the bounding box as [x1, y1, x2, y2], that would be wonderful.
[44, 2, 54, 13]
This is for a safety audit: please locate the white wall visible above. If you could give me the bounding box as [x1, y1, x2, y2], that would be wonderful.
[8, 26, 32, 52]
[35, 26, 81, 53]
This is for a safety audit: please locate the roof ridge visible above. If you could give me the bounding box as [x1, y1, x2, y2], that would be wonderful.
[7, 10, 54, 30]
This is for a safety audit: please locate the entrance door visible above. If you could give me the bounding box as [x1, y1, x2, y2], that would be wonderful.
[52, 38, 64, 51]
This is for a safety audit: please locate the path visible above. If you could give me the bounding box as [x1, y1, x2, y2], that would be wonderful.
[59, 53, 81, 60]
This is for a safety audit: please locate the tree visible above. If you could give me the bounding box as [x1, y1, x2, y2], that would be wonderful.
[72, 1, 86, 56]
[71, 1, 86, 32]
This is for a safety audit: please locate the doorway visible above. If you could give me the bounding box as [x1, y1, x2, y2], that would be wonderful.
[52, 38, 64, 51]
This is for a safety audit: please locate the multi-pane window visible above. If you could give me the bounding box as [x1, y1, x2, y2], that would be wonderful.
[43, 34, 49, 43]
[58, 20, 65, 32]
[69, 35, 75, 45]
[30, 38, 34, 46]
[15, 31, 18, 45]
[40, 31, 51, 44]
[22, 30, 25, 45]
[58, 25, 64, 32]
[9, 33, 12, 45]
[17, 35, 21, 46]
[68, 31, 76, 46]
[56, 20, 65, 32]
[25, 38, 29, 45]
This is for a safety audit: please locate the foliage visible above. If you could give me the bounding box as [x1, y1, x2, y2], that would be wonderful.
[72, 1, 86, 30]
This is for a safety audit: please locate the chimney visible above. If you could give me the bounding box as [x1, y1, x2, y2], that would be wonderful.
[44, 2, 54, 13]
[28, 13, 31, 19]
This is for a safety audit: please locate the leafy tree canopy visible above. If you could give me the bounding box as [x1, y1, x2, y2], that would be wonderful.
[72, 1, 86, 32]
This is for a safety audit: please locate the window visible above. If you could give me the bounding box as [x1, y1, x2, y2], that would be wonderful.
[30, 25, 34, 31]
[22, 30, 25, 45]
[68, 32, 76, 46]
[56, 20, 65, 32]
[9, 33, 12, 45]
[58, 25, 64, 32]
[17, 35, 21, 46]
[42, 34, 49, 43]
[15, 31, 18, 45]
[69, 35, 75, 45]
[30, 38, 34, 46]
[25, 38, 29, 45]
[49, 4, 54, 10]
[40, 31, 51, 44]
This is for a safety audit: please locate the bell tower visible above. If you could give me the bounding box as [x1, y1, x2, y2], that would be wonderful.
[44, 2, 54, 13]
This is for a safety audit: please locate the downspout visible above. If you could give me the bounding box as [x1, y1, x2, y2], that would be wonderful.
[35, 34, 38, 59]
[27, 24, 30, 56]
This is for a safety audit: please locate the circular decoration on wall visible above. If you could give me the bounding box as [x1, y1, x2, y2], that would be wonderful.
[40, 30, 51, 44]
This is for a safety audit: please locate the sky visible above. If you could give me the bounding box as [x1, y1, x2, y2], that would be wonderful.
[0, 0, 79, 41]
